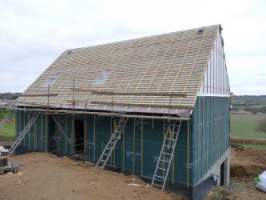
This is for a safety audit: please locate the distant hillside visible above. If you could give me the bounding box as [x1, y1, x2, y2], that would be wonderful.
[232, 95, 266, 113]
[232, 95, 266, 105]
[0, 92, 22, 100]
[232, 95, 266, 106]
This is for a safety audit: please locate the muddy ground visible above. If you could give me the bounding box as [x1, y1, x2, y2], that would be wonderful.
[0, 153, 181, 200]
[0, 148, 265, 200]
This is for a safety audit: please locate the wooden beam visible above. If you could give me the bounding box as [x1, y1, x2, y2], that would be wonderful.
[21, 93, 58, 97]
[13, 107, 189, 121]
[72, 88, 186, 97]
[90, 100, 193, 109]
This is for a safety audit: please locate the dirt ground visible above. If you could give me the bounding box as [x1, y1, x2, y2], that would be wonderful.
[0, 148, 265, 200]
[0, 153, 181, 200]
[207, 148, 266, 200]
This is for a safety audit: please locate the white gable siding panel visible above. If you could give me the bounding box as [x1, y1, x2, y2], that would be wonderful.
[199, 32, 230, 97]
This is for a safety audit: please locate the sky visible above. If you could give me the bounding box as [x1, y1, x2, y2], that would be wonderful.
[0, 0, 266, 95]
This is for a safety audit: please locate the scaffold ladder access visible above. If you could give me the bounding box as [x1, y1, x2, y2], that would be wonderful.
[96, 117, 128, 169]
[152, 120, 182, 191]
[8, 112, 41, 157]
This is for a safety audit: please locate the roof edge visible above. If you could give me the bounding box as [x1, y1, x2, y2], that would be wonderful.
[65, 24, 221, 53]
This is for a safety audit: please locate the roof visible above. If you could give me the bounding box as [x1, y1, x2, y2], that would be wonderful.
[18, 25, 220, 116]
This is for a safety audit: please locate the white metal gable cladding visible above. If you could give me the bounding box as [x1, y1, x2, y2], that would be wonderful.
[198, 30, 230, 97]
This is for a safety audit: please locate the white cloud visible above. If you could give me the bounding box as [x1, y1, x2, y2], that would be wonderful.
[0, 0, 265, 94]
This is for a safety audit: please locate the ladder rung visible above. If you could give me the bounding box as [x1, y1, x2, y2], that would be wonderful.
[166, 138, 175, 141]
[157, 167, 167, 171]
[161, 152, 171, 155]
[159, 159, 170, 163]
[153, 178, 164, 182]
[164, 145, 174, 149]
[154, 175, 164, 179]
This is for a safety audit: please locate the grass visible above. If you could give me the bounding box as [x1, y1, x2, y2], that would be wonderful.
[0, 122, 15, 141]
[242, 144, 266, 151]
[231, 112, 266, 140]
[0, 109, 16, 141]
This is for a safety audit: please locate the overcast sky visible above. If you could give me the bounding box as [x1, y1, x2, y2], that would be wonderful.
[0, 0, 265, 95]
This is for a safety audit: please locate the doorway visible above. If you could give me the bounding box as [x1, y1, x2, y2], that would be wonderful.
[47, 116, 58, 154]
[220, 161, 225, 185]
[74, 119, 85, 155]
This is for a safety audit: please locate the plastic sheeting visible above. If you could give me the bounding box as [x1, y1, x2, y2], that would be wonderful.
[256, 171, 266, 192]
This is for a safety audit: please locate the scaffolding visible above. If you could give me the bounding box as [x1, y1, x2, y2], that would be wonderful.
[0, 77, 189, 191]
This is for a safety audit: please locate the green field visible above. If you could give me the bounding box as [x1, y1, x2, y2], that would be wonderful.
[0, 110, 15, 141]
[231, 112, 266, 139]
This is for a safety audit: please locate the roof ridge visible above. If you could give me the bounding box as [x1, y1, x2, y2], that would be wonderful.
[66, 24, 221, 52]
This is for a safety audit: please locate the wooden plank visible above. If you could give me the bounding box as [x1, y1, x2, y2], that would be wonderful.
[22, 93, 58, 97]
[90, 100, 193, 109]
[73, 89, 186, 97]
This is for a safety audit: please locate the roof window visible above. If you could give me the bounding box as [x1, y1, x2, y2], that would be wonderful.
[93, 70, 112, 85]
[44, 76, 58, 87]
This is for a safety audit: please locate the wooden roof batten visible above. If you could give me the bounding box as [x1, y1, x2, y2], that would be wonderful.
[75, 88, 187, 97]
[16, 25, 221, 115]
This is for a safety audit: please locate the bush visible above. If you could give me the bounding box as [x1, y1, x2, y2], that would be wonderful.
[257, 118, 266, 133]
[231, 106, 240, 112]
[243, 106, 266, 114]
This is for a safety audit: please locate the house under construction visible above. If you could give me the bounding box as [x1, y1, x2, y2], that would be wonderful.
[7, 25, 230, 199]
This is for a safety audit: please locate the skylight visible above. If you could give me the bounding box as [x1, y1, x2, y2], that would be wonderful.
[93, 70, 112, 85]
[44, 76, 58, 87]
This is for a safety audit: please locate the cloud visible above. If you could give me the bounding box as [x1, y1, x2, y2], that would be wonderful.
[0, 0, 265, 94]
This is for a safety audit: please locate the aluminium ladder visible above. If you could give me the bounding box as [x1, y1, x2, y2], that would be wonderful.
[96, 117, 128, 168]
[152, 120, 182, 191]
[8, 112, 41, 157]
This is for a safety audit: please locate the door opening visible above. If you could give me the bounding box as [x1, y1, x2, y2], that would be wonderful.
[48, 116, 59, 154]
[220, 161, 225, 185]
[74, 119, 84, 155]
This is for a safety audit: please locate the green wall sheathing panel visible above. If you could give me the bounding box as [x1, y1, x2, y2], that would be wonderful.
[85, 115, 95, 161]
[142, 119, 162, 178]
[16, 111, 48, 152]
[16, 111, 75, 155]
[191, 96, 230, 186]
[16, 111, 191, 186]
[48, 114, 74, 155]
[84, 117, 190, 185]
[133, 118, 142, 175]
[94, 116, 112, 164]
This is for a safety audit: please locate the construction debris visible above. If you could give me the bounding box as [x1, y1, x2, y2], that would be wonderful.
[0, 157, 19, 174]
[0, 146, 9, 156]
